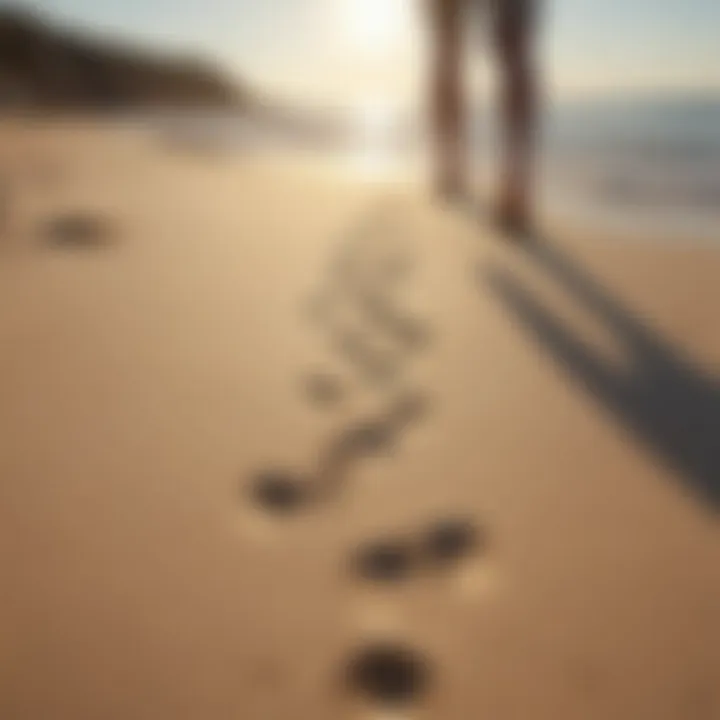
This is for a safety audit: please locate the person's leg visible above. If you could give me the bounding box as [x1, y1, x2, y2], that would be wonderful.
[493, 0, 538, 233]
[427, 0, 467, 198]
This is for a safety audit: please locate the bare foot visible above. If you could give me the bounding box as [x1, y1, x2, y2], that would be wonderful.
[493, 203, 534, 240]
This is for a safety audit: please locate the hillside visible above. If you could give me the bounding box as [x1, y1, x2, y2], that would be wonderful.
[0, 9, 246, 109]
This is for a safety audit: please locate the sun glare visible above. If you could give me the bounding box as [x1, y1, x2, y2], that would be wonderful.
[346, 0, 409, 52]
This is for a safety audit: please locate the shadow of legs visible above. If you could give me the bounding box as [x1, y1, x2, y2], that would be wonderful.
[483, 239, 720, 510]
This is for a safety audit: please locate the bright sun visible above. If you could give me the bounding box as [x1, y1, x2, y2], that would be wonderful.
[346, 0, 409, 51]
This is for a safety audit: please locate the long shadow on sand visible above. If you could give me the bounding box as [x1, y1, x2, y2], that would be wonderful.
[482, 236, 720, 512]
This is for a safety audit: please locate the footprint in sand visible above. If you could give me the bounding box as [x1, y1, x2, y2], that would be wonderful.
[303, 370, 345, 408]
[249, 391, 429, 516]
[330, 326, 399, 388]
[250, 469, 311, 514]
[243, 203, 491, 714]
[352, 537, 417, 584]
[42, 212, 115, 249]
[343, 641, 433, 711]
[341, 519, 495, 714]
[305, 206, 431, 393]
[351, 518, 484, 586]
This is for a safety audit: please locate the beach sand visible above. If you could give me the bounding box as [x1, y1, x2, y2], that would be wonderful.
[0, 120, 718, 719]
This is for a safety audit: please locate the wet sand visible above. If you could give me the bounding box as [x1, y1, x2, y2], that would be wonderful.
[0, 121, 718, 719]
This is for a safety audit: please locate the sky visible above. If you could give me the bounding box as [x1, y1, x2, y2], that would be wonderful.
[9, 0, 720, 105]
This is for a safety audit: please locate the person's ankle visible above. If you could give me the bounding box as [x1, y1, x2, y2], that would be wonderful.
[494, 205, 533, 239]
[434, 168, 467, 199]
[494, 191, 533, 238]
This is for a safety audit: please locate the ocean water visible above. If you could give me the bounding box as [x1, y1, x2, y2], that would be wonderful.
[530, 97, 720, 239]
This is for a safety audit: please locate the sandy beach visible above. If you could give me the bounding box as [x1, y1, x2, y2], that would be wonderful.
[1, 120, 718, 719]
